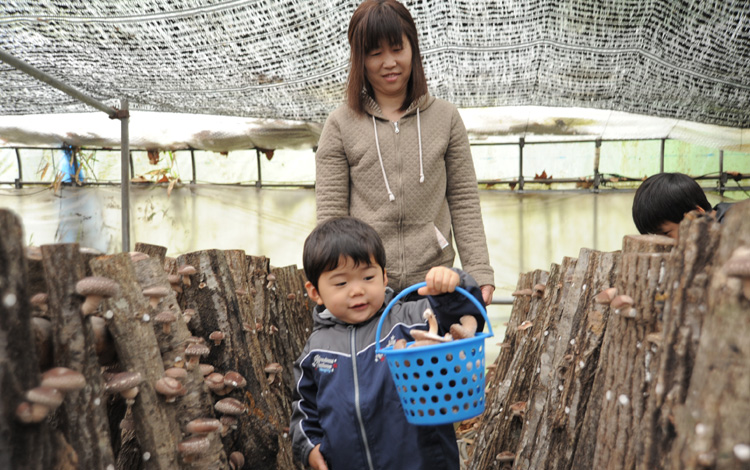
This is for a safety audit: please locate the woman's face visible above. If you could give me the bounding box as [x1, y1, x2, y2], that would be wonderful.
[364, 34, 412, 104]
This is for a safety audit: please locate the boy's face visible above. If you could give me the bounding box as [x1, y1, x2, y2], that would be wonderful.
[657, 220, 680, 239]
[305, 255, 387, 325]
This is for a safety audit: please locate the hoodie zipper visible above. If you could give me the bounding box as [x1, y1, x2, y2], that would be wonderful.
[350, 326, 375, 470]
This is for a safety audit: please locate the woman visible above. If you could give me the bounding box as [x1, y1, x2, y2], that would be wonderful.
[315, 0, 495, 304]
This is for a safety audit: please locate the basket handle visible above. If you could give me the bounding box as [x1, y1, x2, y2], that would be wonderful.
[375, 282, 494, 354]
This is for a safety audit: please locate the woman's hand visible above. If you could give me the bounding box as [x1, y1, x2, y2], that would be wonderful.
[418, 267, 460, 296]
[480, 284, 495, 306]
[309, 444, 328, 470]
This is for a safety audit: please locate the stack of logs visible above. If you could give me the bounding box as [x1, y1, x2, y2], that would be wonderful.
[466, 200, 750, 470]
[3, 199, 749, 470]
[0, 208, 311, 470]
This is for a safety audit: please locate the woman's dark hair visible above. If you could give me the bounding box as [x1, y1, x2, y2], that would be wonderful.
[632, 172, 712, 235]
[346, 0, 427, 115]
[303, 216, 386, 289]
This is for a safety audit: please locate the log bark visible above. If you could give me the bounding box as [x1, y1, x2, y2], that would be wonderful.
[132, 256, 228, 469]
[0, 209, 57, 470]
[89, 253, 183, 470]
[668, 200, 750, 469]
[622, 234, 676, 254]
[40, 242, 116, 470]
[467, 267, 554, 470]
[134, 243, 168, 264]
[177, 249, 279, 470]
[516, 248, 620, 470]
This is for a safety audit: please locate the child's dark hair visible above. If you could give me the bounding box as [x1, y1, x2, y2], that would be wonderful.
[632, 172, 712, 235]
[303, 216, 386, 288]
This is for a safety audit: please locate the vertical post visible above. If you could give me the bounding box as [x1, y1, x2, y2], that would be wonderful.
[518, 137, 525, 192]
[255, 148, 262, 189]
[660, 139, 665, 173]
[593, 138, 601, 191]
[190, 149, 197, 184]
[14, 148, 22, 188]
[120, 99, 130, 253]
[719, 149, 725, 197]
[593, 193, 599, 250]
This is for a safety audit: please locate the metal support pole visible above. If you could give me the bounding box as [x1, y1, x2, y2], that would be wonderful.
[660, 139, 665, 173]
[0, 48, 120, 118]
[518, 137, 525, 192]
[190, 149, 197, 184]
[719, 150, 725, 197]
[14, 148, 22, 189]
[593, 138, 601, 191]
[255, 148, 262, 189]
[121, 99, 131, 253]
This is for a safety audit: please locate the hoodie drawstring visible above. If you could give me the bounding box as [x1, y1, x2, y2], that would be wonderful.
[372, 109, 424, 203]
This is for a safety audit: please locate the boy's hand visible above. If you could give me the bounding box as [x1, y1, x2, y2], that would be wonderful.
[309, 444, 328, 470]
[418, 267, 460, 296]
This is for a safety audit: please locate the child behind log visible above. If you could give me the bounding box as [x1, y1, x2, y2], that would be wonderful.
[632, 172, 734, 239]
[289, 216, 485, 470]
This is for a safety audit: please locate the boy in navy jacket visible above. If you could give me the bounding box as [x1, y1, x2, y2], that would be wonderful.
[290, 216, 485, 470]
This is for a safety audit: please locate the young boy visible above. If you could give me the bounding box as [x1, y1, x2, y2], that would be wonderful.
[632, 172, 733, 239]
[290, 216, 485, 470]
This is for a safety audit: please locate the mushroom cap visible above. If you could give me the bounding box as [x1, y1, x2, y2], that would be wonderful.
[266, 273, 276, 281]
[154, 376, 186, 397]
[209, 331, 225, 341]
[142, 286, 171, 298]
[128, 251, 150, 262]
[223, 371, 247, 389]
[229, 451, 245, 469]
[167, 274, 182, 284]
[610, 294, 635, 310]
[16, 401, 50, 423]
[185, 343, 210, 357]
[75, 276, 119, 297]
[177, 265, 197, 276]
[205, 373, 226, 391]
[154, 311, 177, 324]
[26, 386, 64, 408]
[178, 436, 210, 456]
[199, 364, 215, 376]
[264, 363, 283, 374]
[165, 367, 188, 380]
[214, 397, 246, 415]
[723, 247, 750, 278]
[105, 371, 143, 393]
[40, 367, 86, 392]
[185, 417, 222, 434]
[30, 292, 48, 307]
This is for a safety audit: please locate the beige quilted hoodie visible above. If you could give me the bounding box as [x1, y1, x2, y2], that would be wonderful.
[315, 93, 494, 292]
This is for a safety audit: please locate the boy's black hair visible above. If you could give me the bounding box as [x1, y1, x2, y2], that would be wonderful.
[303, 216, 386, 289]
[632, 172, 712, 235]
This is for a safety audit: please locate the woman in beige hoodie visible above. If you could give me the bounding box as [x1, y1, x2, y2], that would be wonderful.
[315, 0, 495, 304]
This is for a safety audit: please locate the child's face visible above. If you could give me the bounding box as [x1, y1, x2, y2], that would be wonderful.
[305, 255, 387, 325]
[657, 220, 680, 239]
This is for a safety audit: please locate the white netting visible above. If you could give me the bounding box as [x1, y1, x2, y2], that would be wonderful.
[1, 0, 749, 127]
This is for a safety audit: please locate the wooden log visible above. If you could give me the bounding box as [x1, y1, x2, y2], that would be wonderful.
[588, 251, 669, 469]
[622, 234, 676, 254]
[516, 248, 620, 470]
[134, 243, 168, 264]
[89, 253, 183, 470]
[132, 256, 228, 469]
[0, 209, 57, 469]
[639, 211, 721, 470]
[177, 249, 279, 470]
[41, 242, 116, 470]
[668, 200, 750, 469]
[467, 266, 554, 470]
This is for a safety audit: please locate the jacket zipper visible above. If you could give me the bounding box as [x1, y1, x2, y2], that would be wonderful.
[350, 326, 375, 470]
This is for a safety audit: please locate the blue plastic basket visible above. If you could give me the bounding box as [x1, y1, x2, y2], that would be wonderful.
[375, 282, 494, 426]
